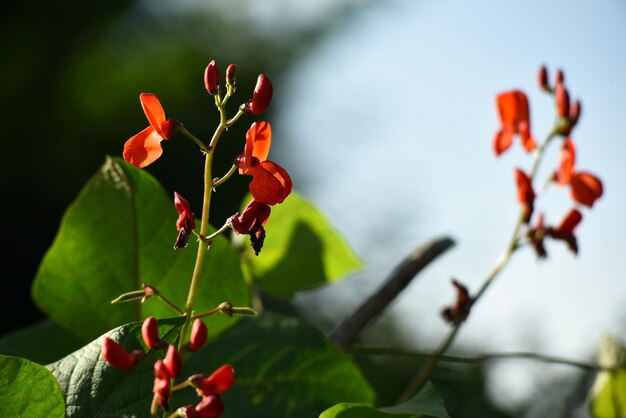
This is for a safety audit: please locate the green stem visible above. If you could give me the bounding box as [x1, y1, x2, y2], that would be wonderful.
[213, 164, 238, 188]
[179, 126, 210, 153]
[227, 109, 245, 127]
[156, 293, 184, 316]
[191, 305, 222, 319]
[397, 130, 558, 403]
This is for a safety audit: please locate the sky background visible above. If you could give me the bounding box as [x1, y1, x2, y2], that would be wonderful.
[247, 0, 626, 410]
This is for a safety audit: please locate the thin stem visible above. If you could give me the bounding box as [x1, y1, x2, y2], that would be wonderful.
[191, 306, 222, 319]
[351, 347, 609, 372]
[227, 109, 244, 127]
[179, 126, 210, 153]
[156, 294, 184, 316]
[213, 164, 238, 188]
[398, 130, 559, 403]
[202, 222, 231, 244]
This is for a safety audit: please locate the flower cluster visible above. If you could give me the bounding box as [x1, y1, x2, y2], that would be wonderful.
[102, 317, 233, 416]
[495, 65, 603, 259]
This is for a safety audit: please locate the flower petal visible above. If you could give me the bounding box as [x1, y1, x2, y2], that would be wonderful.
[515, 168, 535, 223]
[140, 93, 166, 133]
[249, 161, 292, 205]
[497, 90, 530, 129]
[123, 126, 163, 168]
[493, 129, 514, 156]
[246, 121, 272, 162]
[556, 138, 576, 185]
[571, 172, 603, 207]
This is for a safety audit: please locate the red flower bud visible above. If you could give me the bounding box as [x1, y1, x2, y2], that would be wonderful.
[569, 99, 581, 126]
[555, 82, 570, 118]
[570, 172, 603, 207]
[538, 65, 550, 91]
[242, 74, 273, 115]
[153, 360, 171, 410]
[174, 192, 196, 249]
[230, 200, 271, 255]
[163, 344, 182, 378]
[102, 337, 137, 370]
[142, 316, 163, 349]
[199, 365, 235, 396]
[204, 60, 220, 95]
[226, 64, 237, 87]
[515, 168, 535, 223]
[195, 395, 224, 418]
[189, 319, 208, 352]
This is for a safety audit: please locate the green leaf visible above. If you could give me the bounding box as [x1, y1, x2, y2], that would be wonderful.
[47, 317, 183, 417]
[588, 333, 626, 418]
[0, 319, 85, 364]
[319, 382, 449, 418]
[32, 156, 249, 341]
[181, 312, 375, 417]
[0, 355, 65, 417]
[240, 191, 363, 298]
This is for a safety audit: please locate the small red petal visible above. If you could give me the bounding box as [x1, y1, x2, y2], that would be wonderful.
[245, 121, 272, 163]
[195, 395, 224, 418]
[102, 337, 136, 370]
[189, 319, 208, 352]
[515, 168, 535, 223]
[123, 127, 163, 168]
[248, 161, 292, 205]
[571, 172, 603, 207]
[142, 317, 161, 349]
[140, 93, 167, 132]
[201, 365, 235, 396]
[557, 209, 583, 234]
[556, 139, 576, 185]
[555, 83, 570, 118]
[493, 129, 514, 156]
[163, 345, 182, 378]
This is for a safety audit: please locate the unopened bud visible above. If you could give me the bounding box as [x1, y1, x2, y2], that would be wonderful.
[218, 302, 233, 316]
[569, 100, 581, 126]
[204, 60, 220, 95]
[188, 319, 208, 352]
[538, 65, 550, 91]
[102, 338, 138, 370]
[142, 284, 157, 303]
[163, 345, 182, 378]
[226, 64, 237, 87]
[555, 83, 570, 118]
[242, 74, 273, 115]
[555, 68, 565, 86]
[142, 317, 163, 349]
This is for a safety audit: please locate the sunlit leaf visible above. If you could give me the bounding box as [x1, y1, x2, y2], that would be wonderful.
[32, 156, 249, 341]
[0, 355, 65, 417]
[239, 191, 363, 298]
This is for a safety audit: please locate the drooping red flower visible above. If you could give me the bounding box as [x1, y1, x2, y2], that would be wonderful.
[123, 93, 179, 168]
[547, 209, 583, 254]
[101, 337, 138, 370]
[174, 192, 196, 249]
[441, 279, 471, 325]
[153, 360, 171, 410]
[515, 168, 535, 223]
[493, 90, 537, 156]
[242, 74, 273, 115]
[230, 199, 271, 255]
[204, 60, 220, 95]
[197, 365, 236, 397]
[236, 121, 292, 206]
[554, 139, 603, 207]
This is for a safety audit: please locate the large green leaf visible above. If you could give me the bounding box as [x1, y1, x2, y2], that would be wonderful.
[32, 156, 249, 341]
[0, 355, 65, 417]
[239, 192, 363, 298]
[47, 317, 183, 417]
[0, 319, 85, 364]
[180, 312, 376, 417]
[588, 333, 626, 418]
[319, 382, 449, 418]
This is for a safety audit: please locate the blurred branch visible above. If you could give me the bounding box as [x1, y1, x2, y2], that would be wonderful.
[351, 347, 612, 372]
[329, 237, 455, 348]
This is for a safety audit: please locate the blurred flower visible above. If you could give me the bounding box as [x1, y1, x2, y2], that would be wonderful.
[441, 279, 471, 325]
[123, 93, 179, 168]
[493, 90, 537, 156]
[515, 168, 535, 223]
[554, 139, 603, 207]
[236, 121, 292, 205]
[547, 208, 582, 254]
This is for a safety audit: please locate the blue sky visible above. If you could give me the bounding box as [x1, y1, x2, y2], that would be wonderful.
[268, 0, 626, 409]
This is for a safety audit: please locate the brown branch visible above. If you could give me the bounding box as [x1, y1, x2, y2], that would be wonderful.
[329, 236, 455, 348]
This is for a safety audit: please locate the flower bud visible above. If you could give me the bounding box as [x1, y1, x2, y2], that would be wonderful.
[189, 319, 208, 352]
[538, 65, 550, 91]
[142, 316, 163, 349]
[555, 83, 570, 118]
[555, 68, 565, 86]
[102, 338, 137, 370]
[569, 100, 581, 126]
[242, 74, 273, 115]
[163, 344, 182, 378]
[226, 64, 236, 87]
[204, 60, 220, 95]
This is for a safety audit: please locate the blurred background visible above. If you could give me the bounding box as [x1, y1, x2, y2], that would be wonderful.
[2, 0, 625, 416]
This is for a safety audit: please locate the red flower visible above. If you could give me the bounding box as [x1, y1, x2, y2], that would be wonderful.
[195, 395, 225, 418]
[163, 345, 182, 379]
[515, 168, 535, 223]
[204, 60, 220, 95]
[236, 121, 292, 206]
[142, 316, 163, 349]
[188, 319, 208, 352]
[547, 209, 583, 254]
[153, 360, 171, 410]
[230, 199, 271, 255]
[555, 139, 603, 207]
[101, 337, 139, 370]
[493, 90, 537, 156]
[123, 93, 179, 168]
[441, 279, 471, 325]
[197, 365, 236, 397]
[174, 192, 196, 249]
[242, 74, 273, 115]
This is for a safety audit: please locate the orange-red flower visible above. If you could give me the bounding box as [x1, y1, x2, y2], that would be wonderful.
[547, 208, 582, 254]
[174, 192, 195, 249]
[555, 139, 603, 207]
[236, 121, 292, 206]
[123, 93, 179, 168]
[515, 168, 535, 223]
[230, 199, 271, 255]
[493, 90, 537, 156]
